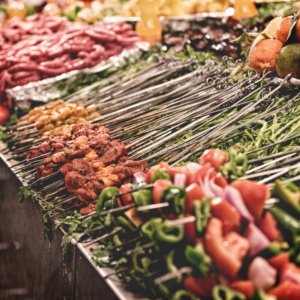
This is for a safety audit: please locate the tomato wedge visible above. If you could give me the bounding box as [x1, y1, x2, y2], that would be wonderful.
[204, 218, 246, 276]
[259, 211, 282, 241]
[268, 253, 290, 272]
[199, 149, 229, 171]
[268, 280, 300, 300]
[210, 197, 241, 233]
[228, 281, 254, 298]
[184, 213, 196, 243]
[160, 162, 192, 182]
[231, 180, 270, 221]
[145, 169, 155, 184]
[185, 183, 205, 213]
[119, 183, 133, 206]
[280, 262, 300, 284]
[184, 275, 216, 298]
[152, 179, 173, 211]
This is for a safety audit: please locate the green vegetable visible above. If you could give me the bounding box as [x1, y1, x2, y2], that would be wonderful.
[166, 249, 178, 274]
[272, 180, 300, 213]
[269, 206, 300, 234]
[151, 169, 172, 183]
[117, 216, 135, 232]
[250, 289, 276, 300]
[141, 218, 163, 240]
[185, 243, 212, 276]
[212, 285, 246, 300]
[219, 149, 248, 181]
[194, 196, 211, 234]
[132, 189, 152, 210]
[171, 290, 196, 300]
[155, 221, 184, 244]
[161, 186, 187, 214]
[96, 187, 119, 214]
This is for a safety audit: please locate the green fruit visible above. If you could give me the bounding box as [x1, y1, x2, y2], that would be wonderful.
[276, 43, 300, 78]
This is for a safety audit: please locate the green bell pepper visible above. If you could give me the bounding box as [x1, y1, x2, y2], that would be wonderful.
[171, 290, 196, 300]
[141, 218, 163, 240]
[132, 189, 152, 210]
[155, 221, 184, 244]
[161, 186, 187, 214]
[185, 243, 212, 276]
[104, 213, 113, 232]
[166, 249, 177, 273]
[96, 187, 119, 214]
[213, 285, 246, 300]
[117, 216, 136, 232]
[151, 169, 172, 183]
[219, 149, 248, 181]
[194, 196, 211, 234]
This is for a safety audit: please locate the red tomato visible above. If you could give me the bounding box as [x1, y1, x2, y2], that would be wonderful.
[185, 183, 205, 213]
[228, 281, 254, 299]
[259, 211, 282, 241]
[160, 162, 192, 182]
[280, 262, 300, 283]
[204, 218, 244, 276]
[199, 149, 229, 171]
[231, 180, 270, 221]
[0, 105, 9, 124]
[224, 231, 249, 262]
[268, 280, 300, 300]
[184, 213, 196, 243]
[145, 169, 155, 184]
[184, 276, 216, 298]
[268, 253, 290, 272]
[210, 198, 241, 233]
[119, 183, 133, 206]
[152, 179, 172, 211]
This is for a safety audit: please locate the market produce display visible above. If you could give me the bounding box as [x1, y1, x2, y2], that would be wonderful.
[0, 15, 140, 99]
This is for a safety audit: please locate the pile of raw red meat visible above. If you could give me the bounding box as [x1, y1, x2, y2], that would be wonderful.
[0, 14, 140, 97]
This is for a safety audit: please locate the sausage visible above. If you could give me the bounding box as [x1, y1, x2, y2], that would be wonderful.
[40, 59, 63, 68]
[11, 74, 41, 88]
[63, 43, 93, 52]
[8, 62, 38, 73]
[60, 53, 71, 62]
[37, 65, 67, 75]
[85, 29, 116, 42]
[77, 51, 90, 58]
[90, 44, 105, 60]
[13, 71, 35, 81]
[48, 46, 64, 58]
[116, 35, 140, 46]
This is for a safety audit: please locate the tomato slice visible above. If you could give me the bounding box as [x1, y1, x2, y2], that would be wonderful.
[119, 183, 133, 206]
[224, 231, 249, 262]
[280, 262, 300, 283]
[184, 276, 216, 298]
[189, 164, 215, 185]
[268, 280, 300, 300]
[184, 213, 196, 243]
[214, 172, 228, 188]
[185, 183, 205, 213]
[0, 105, 9, 124]
[204, 218, 244, 276]
[231, 180, 270, 221]
[259, 211, 282, 241]
[160, 162, 192, 182]
[268, 253, 290, 272]
[210, 197, 241, 233]
[228, 281, 254, 298]
[145, 169, 155, 184]
[199, 149, 229, 171]
[152, 179, 173, 211]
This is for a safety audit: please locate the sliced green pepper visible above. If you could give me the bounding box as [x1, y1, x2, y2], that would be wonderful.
[219, 149, 248, 181]
[151, 169, 172, 183]
[161, 186, 187, 214]
[272, 179, 300, 214]
[96, 187, 119, 214]
[132, 189, 152, 210]
[185, 243, 212, 276]
[141, 218, 163, 240]
[113, 233, 122, 246]
[269, 206, 300, 234]
[117, 216, 136, 232]
[213, 285, 246, 300]
[166, 249, 177, 273]
[155, 221, 184, 244]
[104, 213, 113, 232]
[194, 196, 211, 234]
[171, 290, 196, 300]
[250, 289, 276, 300]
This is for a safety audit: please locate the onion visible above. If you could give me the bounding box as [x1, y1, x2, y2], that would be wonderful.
[199, 171, 216, 197]
[174, 173, 186, 187]
[248, 257, 277, 290]
[133, 172, 146, 182]
[244, 223, 270, 257]
[186, 162, 202, 174]
[281, 267, 300, 284]
[223, 186, 254, 223]
[209, 177, 224, 197]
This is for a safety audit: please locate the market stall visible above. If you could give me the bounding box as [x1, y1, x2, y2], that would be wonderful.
[2, 1, 300, 300]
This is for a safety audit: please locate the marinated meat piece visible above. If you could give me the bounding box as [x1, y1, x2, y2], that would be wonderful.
[65, 171, 86, 193]
[76, 186, 97, 203]
[113, 160, 149, 180]
[96, 140, 127, 164]
[80, 203, 96, 214]
[27, 142, 51, 159]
